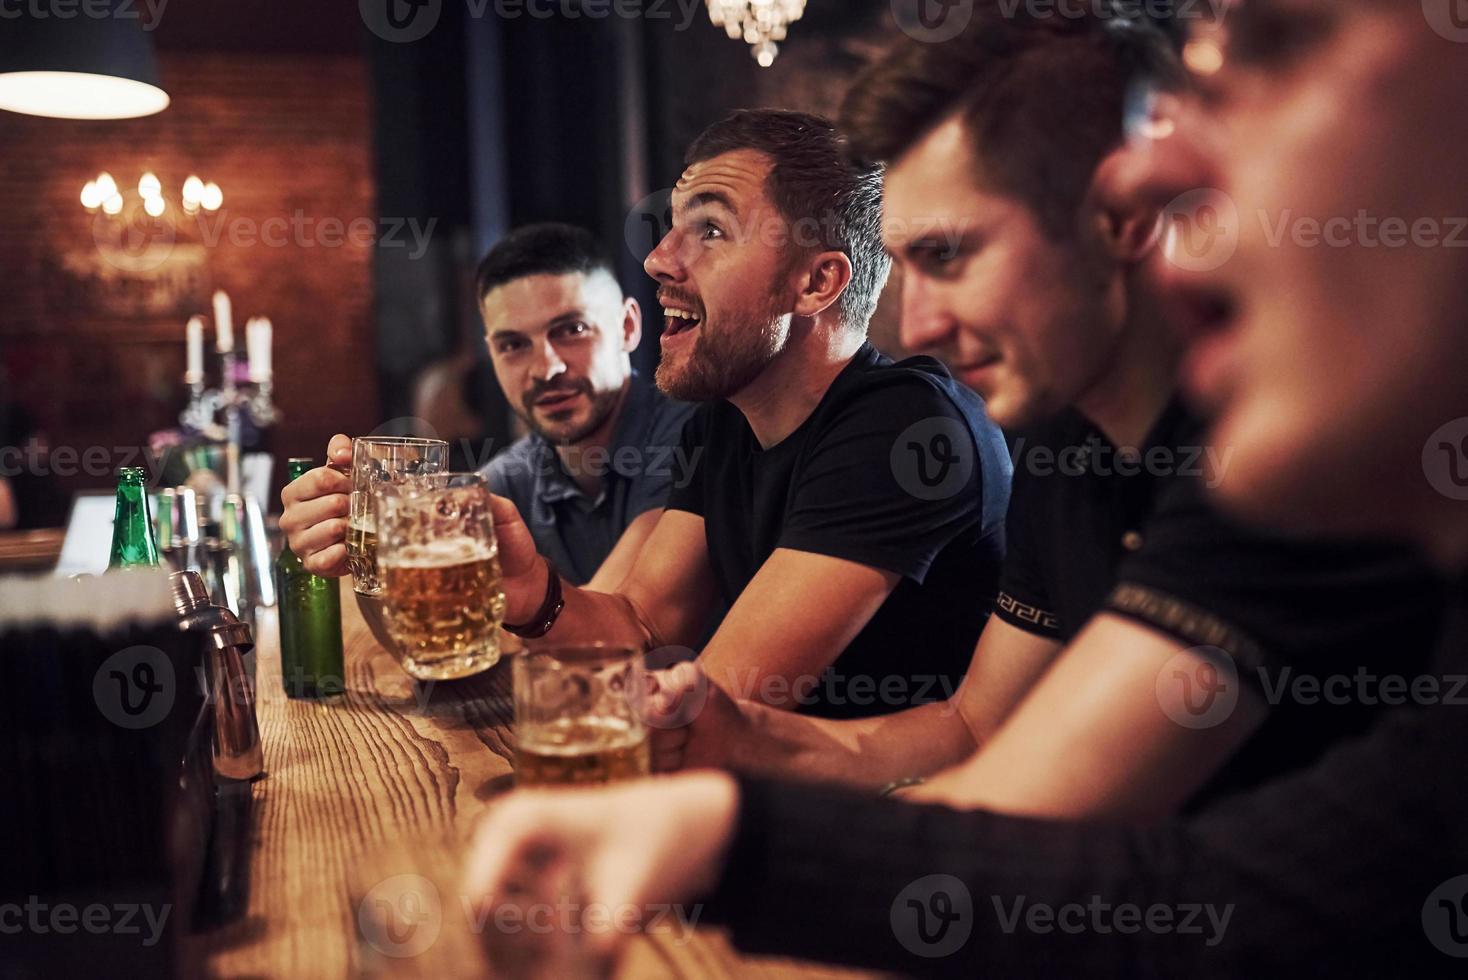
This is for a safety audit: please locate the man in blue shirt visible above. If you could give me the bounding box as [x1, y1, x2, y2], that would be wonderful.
[279, 223, 692, 591]
[473, 224, 694, 588]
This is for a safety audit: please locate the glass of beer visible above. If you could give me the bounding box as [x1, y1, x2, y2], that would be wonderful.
[374, 473, 506, 680]
[514, 645, 652, 786]
[346, 436, 448, 596]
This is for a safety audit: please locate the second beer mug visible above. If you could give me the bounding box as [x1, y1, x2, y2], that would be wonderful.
[346, 436, 449, 596]
[514, 645, 652, 787]
[375, 473, 506, 681]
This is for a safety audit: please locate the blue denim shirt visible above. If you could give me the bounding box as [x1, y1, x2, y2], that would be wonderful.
[481, 375, 695, 586]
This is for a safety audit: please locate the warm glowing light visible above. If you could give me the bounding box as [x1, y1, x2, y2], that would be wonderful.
[201, 182, 223, 212]
[96, 172, 118, 198]
[707, 0, 804, 65]
[0, 72, 169, 120]
[144, 195, 165, 217]
[102, 194, 124, 215]
[139, 171, 162, 199]
[1183, 38, 1224, 77]
[80, 181, 103, 209]
[182, 175, 204, 204]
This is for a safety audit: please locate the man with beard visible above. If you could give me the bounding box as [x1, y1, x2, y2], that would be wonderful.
[483, 109, 1010, 717]
[281, 223, 693, 590]
[473, 223, 694, 589]
[286, 110, 1012, 718]
[458, 2, 1468, 976]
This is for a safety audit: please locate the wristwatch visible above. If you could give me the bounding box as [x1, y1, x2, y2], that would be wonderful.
[503, 558, 565, 639]
[877, 776, 926, 799]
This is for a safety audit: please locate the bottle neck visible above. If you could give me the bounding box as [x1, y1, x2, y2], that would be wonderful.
[110, 480, 159, 569]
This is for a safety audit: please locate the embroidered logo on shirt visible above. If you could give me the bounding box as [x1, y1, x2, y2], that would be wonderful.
[997, 592, 1061, 633]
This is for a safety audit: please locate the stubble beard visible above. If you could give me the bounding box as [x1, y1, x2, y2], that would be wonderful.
[522, 385, 623, 446]
[656, 294, 789, 403]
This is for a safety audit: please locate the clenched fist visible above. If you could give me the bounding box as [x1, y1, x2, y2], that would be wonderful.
[462, 772, 739, 971]
[279, 433, 354, 577]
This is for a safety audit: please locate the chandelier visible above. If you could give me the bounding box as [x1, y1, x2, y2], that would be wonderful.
[80, 171, 223, 217]
[708, 0, 807, 67]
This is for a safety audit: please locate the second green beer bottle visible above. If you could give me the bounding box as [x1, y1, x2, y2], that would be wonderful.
[275, 458, 345, 698]
[108, 466, 160, 569]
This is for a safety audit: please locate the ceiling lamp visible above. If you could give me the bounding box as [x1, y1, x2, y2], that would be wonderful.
[0, 2, 169, 120]
[708, 0, 807, 68]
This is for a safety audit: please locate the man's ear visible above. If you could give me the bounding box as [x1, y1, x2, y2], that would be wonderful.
[622, 297, 643, 353]
[792, 250, 854, 321]
[1089, 145, 1162, 263]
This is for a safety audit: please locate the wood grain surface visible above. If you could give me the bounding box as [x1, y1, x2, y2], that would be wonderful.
[199, 579, 882, 980]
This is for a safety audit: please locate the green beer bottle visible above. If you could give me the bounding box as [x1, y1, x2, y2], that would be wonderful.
[108, 466, 160, 569]
[275, 458, 345, 698]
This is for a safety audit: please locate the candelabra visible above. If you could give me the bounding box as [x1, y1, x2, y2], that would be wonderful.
[181, 353, 279, 497]
[180, 341, 280, 612]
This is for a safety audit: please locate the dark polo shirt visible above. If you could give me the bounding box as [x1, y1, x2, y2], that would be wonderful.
[481, 374, 694, 586]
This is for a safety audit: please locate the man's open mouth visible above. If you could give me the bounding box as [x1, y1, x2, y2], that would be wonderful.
[662, 306, 703, 337]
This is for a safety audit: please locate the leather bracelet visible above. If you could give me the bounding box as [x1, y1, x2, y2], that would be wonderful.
[503, 558, 565, 639]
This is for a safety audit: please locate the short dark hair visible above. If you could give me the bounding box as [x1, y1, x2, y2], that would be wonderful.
[840, 4, 1180, 237]
[475, 223, 617, 301]
[685, 108, 890, 332]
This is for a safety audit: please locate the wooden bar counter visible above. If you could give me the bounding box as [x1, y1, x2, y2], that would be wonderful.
[199, 579, 879, 979]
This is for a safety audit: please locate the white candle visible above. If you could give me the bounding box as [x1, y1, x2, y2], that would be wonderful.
[247, 317, 273, 384]
[213, 290, 234, 353]
[185, 316, 205, 384]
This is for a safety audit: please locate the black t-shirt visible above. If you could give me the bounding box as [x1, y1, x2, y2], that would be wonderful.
[668, 343, 1011, 719]
[995, 398, 1450, 806]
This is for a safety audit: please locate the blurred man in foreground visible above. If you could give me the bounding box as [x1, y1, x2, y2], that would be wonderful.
[461, 2, 1468, 975]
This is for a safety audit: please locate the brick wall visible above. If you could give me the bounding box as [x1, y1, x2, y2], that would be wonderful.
[0, 51, 379, 510]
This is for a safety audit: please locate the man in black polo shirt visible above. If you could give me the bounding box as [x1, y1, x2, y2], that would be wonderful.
[483, 109, 1010, 718]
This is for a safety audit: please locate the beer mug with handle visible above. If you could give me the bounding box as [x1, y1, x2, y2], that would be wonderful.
[374, 473, 506, 681]
[514, 644, 652, 786]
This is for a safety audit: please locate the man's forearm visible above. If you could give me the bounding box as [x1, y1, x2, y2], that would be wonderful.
[732, 698, 977, 790]
[707, 702, 1468, 977]
[512, 561, 661, 650]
